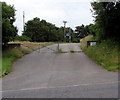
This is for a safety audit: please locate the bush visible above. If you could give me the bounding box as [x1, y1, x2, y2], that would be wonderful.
[3, 47, 23, 58]
[72, 38, 80, 43]
[15, 35, 32, 41]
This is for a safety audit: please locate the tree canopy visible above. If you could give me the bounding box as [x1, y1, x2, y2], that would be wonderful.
[91, 1, 120, 41]
[75, 24, 90, 39]
[23, 17, 61, 42]
[1, 2, 18, 44]
[23, 17, 78, 42]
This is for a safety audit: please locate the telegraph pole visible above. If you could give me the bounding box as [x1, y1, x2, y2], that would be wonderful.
[69, 28, 71, 42]
[23, 11, 25, 32]
[63, 21, 67, 42]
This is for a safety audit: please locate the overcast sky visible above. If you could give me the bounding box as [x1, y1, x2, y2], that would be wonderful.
[2, 0, 94, 35]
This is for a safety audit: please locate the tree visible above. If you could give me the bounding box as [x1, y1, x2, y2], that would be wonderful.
[15, 35, 32, 41]
[23, 17, 65, 42]
[57, 27, 64, 42]
[75, 24, 90, 39]
[23, 17, 80, 42]
[91, 1, 120, 41]
[1, 2, 18, 44]
[23, 17, 41, 42]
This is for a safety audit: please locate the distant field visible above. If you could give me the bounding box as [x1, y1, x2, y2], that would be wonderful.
[1, 42, 54, 77]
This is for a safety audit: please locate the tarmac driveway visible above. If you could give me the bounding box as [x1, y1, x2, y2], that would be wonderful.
[2, 43, 118, 98]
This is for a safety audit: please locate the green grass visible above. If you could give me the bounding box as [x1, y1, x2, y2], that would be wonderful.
[1, 42, 54, 77]
[80, 35, 120, 72]
[2, 57, 14, 76]
[70, 50, 75, 53]
[58, 48, 66, 53]
[2, 47, 23, 77]
[58, 49, 80, 54]
[0, 58, 2, 77]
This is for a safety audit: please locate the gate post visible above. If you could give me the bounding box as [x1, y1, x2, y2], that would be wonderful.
[58, 43, 59, 52]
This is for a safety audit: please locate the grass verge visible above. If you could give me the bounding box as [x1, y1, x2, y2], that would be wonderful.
[1, 42, 54, 77]
[58, 48, 67, 53]
[58, 49, 81, 54]
[80, 35, 120, 72]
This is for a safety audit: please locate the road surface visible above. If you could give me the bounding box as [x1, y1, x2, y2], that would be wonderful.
[2, 43, 118, 98]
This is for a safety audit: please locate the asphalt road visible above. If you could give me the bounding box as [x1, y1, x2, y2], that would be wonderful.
[2, 43, 118, 98]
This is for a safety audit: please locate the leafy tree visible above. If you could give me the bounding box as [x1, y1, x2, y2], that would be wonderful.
[23, 18, 41, 42]
[1, 2, 18, 44]
[23, 17, 64, 42]
[15, 35, 32, 41]
[57, 27, 64, 42]
[23, 17, 79, 42]
[91, 1, 120, 41]
[75, 24, 90, 39]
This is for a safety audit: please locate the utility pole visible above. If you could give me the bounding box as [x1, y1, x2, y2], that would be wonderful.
[23, 11, 25, 32]
[63, 21, 67, 42]
[69, 28, 71, 43]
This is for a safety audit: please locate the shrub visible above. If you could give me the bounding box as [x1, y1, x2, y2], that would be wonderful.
[72, 38, 80, 43]
[15, 35, 32, 41]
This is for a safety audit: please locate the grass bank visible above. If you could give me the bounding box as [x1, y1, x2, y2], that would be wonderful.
[80, 35, 120, 72]
[1, 42, 54, 77]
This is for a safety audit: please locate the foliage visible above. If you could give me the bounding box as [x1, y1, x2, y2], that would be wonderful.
[15, 35, 32, 41]
[1, 42, 53, 77]
[2, 57, 13, 76]
[23, 17, 78, 42]
[58, 48, 66, 53]
[80, 2, 120, 71]
[75, 24, 90, 39]
[81, 35, 120, 72]
[91, 1, 120, 41]
[1, 2, 18, 44]
[72, 38, 80, 43]
[63, 27, 77, 42]
[88, 24, 96, 37]
[2, 47, 23, 76]
[23, 17, 63, 42]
